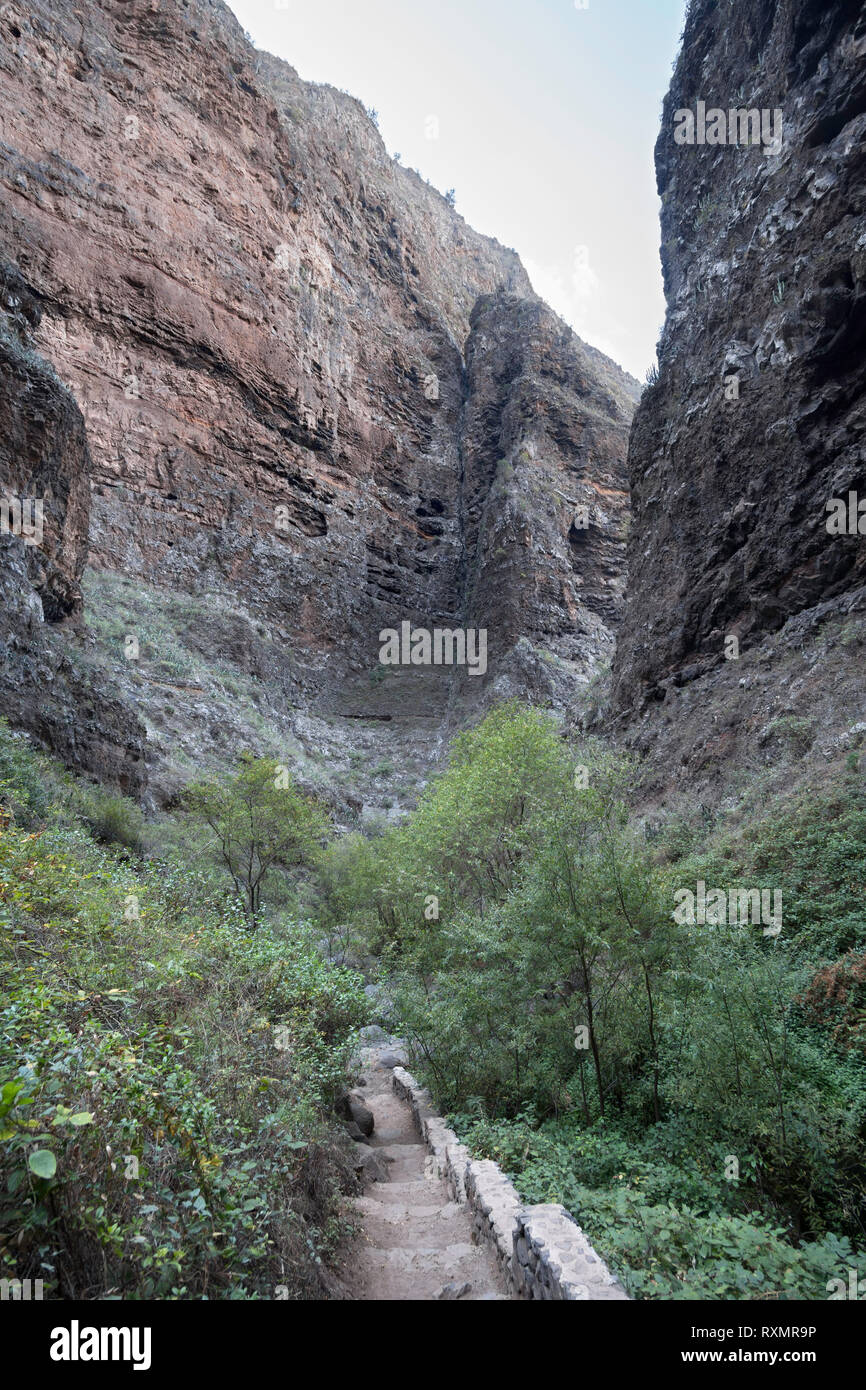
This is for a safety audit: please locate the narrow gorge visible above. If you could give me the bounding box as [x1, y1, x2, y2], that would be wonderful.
[0, 0, 636, 818]
[1, 0, 865, 1333]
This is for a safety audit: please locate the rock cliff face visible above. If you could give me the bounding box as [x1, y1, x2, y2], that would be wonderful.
[0, 264, 89, 625]
[0, 264, 146, 789]
[458, 294, 635, 707]
[0, 0, 636, 782]
[613, 0, 866, 713]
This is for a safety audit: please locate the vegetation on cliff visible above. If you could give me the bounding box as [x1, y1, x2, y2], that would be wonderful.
[329, 702, 866, 1299]
[0, 721, 367, 1299]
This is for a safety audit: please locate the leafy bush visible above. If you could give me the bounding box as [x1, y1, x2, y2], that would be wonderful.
[0, 741, 368, 1300]
[453, 1107, 866, 1299]
[72, 783, 149, 854]
[569, 1189, 863, 1301]
[0, 719, 58, 826]
[669, 778, 866, 958]
[799, 951, 866, 1052]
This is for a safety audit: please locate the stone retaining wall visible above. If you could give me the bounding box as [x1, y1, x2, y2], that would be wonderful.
[391, 1065, 628, 1302]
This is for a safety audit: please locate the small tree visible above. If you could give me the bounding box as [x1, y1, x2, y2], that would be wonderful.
[185, 756, 329, 923]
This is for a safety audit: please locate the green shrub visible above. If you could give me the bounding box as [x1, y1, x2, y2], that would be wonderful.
[73, 783, 149, 854]
[0, 718, 58, 826]
[571, 1188, 863, 1300]
[0, 740, 368, 1300]
[337, 702, 866, 1298]
[184, 756, 330, 922]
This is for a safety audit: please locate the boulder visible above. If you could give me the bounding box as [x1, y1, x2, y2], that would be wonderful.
[376, 1047, 407, 1070]
[435, 1281, 472, 1301]
[358, 1025, 388, 1043]
[336, 1090, 375, 1136]
[348, 1097, 374, 1137]
[358, 1023, 386, 1045]
[351, 1144, 390, 1183]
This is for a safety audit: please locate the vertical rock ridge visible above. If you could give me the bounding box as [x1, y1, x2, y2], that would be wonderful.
[613, 0, 866, 712]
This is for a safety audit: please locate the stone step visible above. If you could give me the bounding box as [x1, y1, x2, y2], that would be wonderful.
[365, 1178, 444, 1203]
[353, 1196, 463, 1223]
[351, 1243, 504, 1299]
[355, 1203, 470, 1250]
[346, 1043, 514, 1299]
[369, 1142, 425, 1156]
[369, 1142, 427, 1180]
[356, 1243, 478, 1267]
[366, 1121, 416, 1145]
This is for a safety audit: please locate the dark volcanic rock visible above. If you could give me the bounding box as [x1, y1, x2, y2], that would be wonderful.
[0, 264, 147, 792]
[336, 1090, 375, 1137]
[0, 263, 88, 624]
[613, 0, 866, 712]
[460, 293, 636, 701]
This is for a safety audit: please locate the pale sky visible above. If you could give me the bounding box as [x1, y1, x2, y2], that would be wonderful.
[227, 0, 688, 381]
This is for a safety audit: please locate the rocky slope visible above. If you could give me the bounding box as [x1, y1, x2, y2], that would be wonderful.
[0, 0, 636, 801]
[613, 0, 866, 717]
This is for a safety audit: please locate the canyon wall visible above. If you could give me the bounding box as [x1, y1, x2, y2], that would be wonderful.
[459, 294, 634, 708]
[613, 0, 866, 715]
[0, 0, 636, 785]
[0, 264, 146, 789]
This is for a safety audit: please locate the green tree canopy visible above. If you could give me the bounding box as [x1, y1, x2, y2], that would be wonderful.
[185, 756, 329, 922]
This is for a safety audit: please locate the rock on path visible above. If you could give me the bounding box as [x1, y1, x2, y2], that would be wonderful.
[345, 1046, 513, 1301]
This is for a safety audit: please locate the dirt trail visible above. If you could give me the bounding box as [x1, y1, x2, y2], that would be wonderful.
[345, 1048, 513, 1301]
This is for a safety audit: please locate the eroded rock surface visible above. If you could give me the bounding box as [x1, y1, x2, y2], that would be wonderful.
[0, 0, 636, 798]
[613, 0, 866, 713]
[0, 264, 146, 790]
[457, 293, 636, 707]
